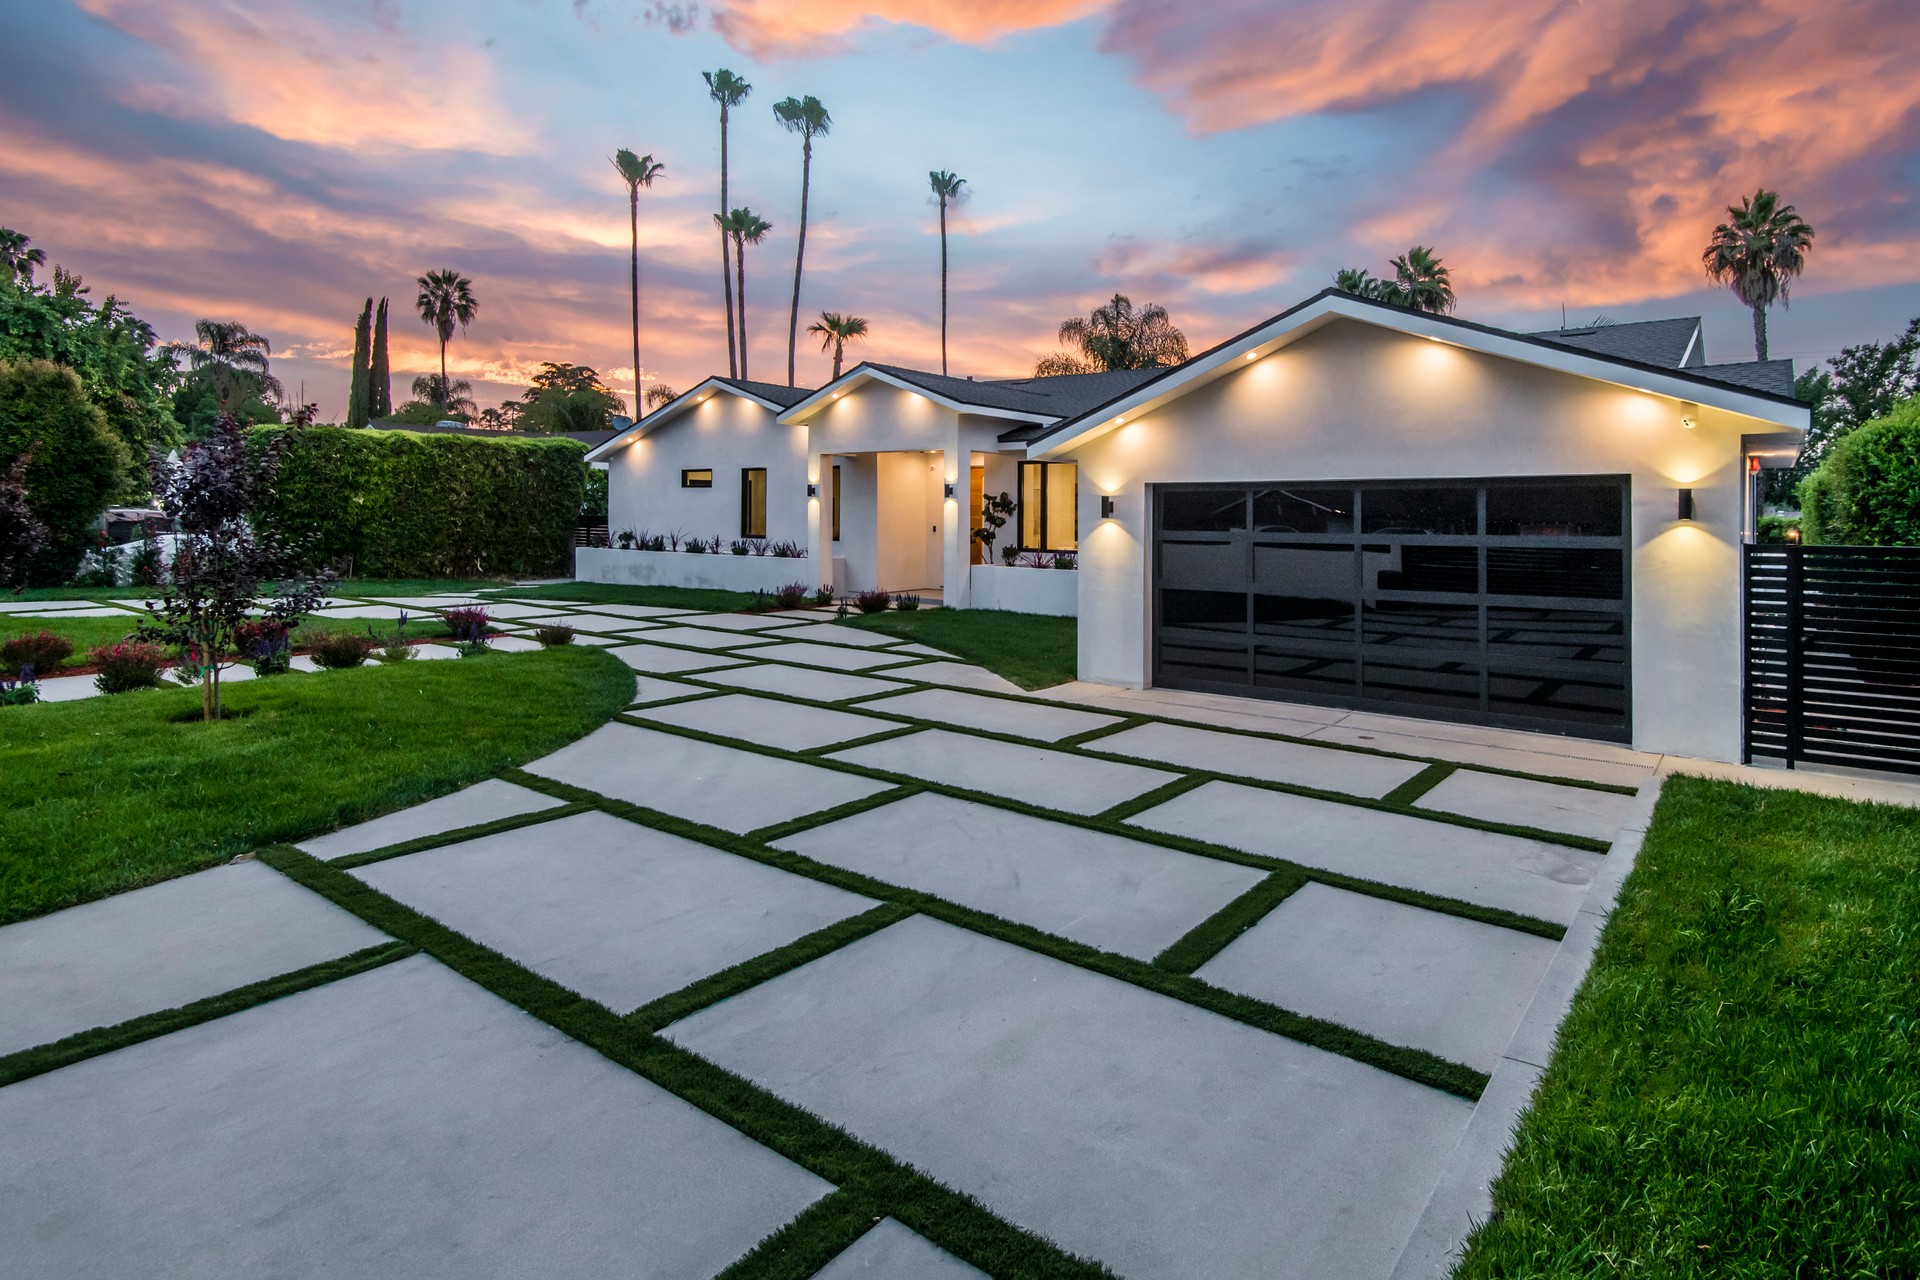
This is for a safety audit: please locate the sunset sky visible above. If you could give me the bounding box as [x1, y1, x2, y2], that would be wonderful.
[7, 0, 1919, 420]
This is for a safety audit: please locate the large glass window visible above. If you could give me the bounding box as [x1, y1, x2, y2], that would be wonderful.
[1018, 462, 1078, 551]
[740, 468, 767, 538]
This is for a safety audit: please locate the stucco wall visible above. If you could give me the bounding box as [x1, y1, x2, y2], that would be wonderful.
[575, 546, 812, 593]
[606, 392, 806, 547]
[1066, 318, 1761, 761]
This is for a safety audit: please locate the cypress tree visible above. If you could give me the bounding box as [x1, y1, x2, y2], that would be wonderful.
[346, 298, 373, 429]
[370, 297, 392, 419]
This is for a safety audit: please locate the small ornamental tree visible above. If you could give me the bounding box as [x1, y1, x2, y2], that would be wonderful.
[137, 414, 332, 720]
[0, 451, 46, 591]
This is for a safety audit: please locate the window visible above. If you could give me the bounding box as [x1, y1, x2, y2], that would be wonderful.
[1017, 462, 1078, 551]
[831, 464, 841, 541]
[681, 469, 713, 488]
[739, 468, 767, 538]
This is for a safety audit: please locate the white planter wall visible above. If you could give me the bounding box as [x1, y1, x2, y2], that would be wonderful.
[575, 546, 818, 593]
[968, 564, 1078, 616]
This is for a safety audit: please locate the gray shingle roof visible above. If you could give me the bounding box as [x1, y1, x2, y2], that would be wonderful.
[862, 362, 1165, 426]
[714, 377, 814, 408]
[1689, 360, 1798, 398]
[1529, 317, 1701, 368]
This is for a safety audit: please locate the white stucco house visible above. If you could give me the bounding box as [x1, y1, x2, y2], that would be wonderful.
[582, 289, 1808, 760]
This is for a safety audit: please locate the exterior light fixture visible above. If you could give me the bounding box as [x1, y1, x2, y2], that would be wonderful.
[1681, 415, 1696, 430]
[1677, 488, 1695, 521]
[1100, 495, 1117, 519]
[944, 482, 956, 499]
[1244, 351, 1257, 360]
[807, 483, 818, 498]
[1785, 525, 1802, 544]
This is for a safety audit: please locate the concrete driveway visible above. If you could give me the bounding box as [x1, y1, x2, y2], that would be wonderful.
[0, 594, 1659, 1279]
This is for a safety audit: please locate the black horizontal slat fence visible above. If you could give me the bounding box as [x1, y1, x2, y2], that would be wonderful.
[1745, 544, 1920, 774]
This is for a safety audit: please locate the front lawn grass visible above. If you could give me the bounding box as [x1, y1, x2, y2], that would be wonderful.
[845, 607, 1077, 689]
[7, 577, 514, 603]
[1, 611, 457, 672]
[0, 647, 633, 924]
[1458, 774, 1920, 1278]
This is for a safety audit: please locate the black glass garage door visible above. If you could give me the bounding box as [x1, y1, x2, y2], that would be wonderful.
[1153, 478, 1630, 739]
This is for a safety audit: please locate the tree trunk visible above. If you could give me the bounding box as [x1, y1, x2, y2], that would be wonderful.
[832, 338, 843, 379]
[1752, 304, 1769, 362]
[939, 198, 949, 376]
[439, 334, 449, 406]
[719, 110, 737, 379]
[201, 666, 213, 721]
[735, 235, 749, 381]
[629, 189, 642, 416]
[787, 137, 811, 387]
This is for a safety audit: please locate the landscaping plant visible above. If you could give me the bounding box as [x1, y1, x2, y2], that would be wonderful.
[0, 666, 39, 706]
[534, 624, 575, 647]
[854, 589, 891, 614]
[304, 629, 375, 670]
[812, 584, 833, 605]
[774, 582, 810, 609]
[236, 620, 291, 675]
[2, 630, 73, 676]
[0, 451, 47, 591]
[88, 641, 166, 694]
[895, 593, 921, 611]
[972, 490, 1014, 560]
[367, 611, 415, 663]
[442, 606, 490, 655]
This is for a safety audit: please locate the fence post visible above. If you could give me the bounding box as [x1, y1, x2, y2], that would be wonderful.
[1783, 543, 1804, 770]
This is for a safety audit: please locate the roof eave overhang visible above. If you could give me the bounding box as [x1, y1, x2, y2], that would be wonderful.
[778, 363, 1058, 427]
[584, 376, 786, 461]
[1028, 297, 1809, 460]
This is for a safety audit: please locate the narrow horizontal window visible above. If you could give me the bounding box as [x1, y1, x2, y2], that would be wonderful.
[681, 469, 713, 488]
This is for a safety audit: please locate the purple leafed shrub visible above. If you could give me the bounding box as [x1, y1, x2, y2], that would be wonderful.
[2, 630, 74, 675]
[535, 624, 575, 646]
[442, 607, 491, 645]
[855, 590, 891, 614]
[90, 641, 167, 694]
[774, 582, 810, 609]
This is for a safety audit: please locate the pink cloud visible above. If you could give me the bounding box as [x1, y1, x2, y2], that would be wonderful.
[709, 0, 1107, 57]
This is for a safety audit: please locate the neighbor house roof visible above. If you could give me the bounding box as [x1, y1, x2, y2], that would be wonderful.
[1529, 317, 1703, 368]
[583, 375, 816, 462]
[1025, 288, 1810, 459]
[1689, 360, 1798, 398]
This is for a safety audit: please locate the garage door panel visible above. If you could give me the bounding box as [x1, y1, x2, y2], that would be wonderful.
[1158, 540, 1245, 591]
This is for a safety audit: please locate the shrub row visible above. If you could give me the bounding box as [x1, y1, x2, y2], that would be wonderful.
[253, 427, 588, 578]
[1800, 398, 1920, 546]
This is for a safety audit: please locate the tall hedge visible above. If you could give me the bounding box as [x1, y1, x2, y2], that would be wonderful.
[256, 426, 587, 576]
[1798, 397, 1920, 546]
[0, 356, 131, 582]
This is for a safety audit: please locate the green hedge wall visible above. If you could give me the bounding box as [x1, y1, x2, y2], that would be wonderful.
[1798, 397, 1920, 546]
[256, 427, 588, 577]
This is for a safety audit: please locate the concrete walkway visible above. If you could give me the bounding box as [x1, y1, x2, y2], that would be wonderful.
[8, 587, 1910, 1277]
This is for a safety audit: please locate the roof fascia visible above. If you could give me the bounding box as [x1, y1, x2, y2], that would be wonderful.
[583, 376, 765, 461]
[778, 363, 1057, 426]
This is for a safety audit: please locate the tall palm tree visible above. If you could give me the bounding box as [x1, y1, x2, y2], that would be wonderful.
[1703, 189, 1816, 361]
[173, 320, 283, 409]
[610, 149, 666, 408]
[410, 375, 478, 418]
[1386, 247, 1456, 314]
[1332, 266, 1387, 300]
[1036, 294, 1188, 376]
[718, 209, 774, 381]
[0, 228, 46, 285]
[415, 269, 478, 404]
[773, 95, 831, 388]
[703, 69, 753, 377]
[808, 311, 870, 379]
[928, 170, 966, 375]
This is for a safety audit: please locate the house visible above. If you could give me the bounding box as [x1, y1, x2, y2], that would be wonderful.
[582, 289, 1808, 760]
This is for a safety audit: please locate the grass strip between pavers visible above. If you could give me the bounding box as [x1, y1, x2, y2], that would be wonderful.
[256, 845, 1117, 1279]
[715, 1189, 885, 1280]
[1380, 762, 1460, 807]
[327, 803, 591, 870]
[1152, 870, 1310, 974]
[504, 769, 1490, 1099]
[0, 939, 417, 1089]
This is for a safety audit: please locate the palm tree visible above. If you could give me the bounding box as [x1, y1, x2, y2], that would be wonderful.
[415, 269, 478, 405]
[644, 385, 682, 414]
[1704, 189, 1816, 361]
[703, 69, 753, 377]
[1036, 294, 1188, 376]
[774, 95, 831, 388]
[928, 171, 966, 375]
[0, 228, 46, 285]
[610, 149, 666, 407]
[718, 209, 774, 380]
[1332, 266, 1387, 300]
[808, 311, 870, 379]
[1386, 247, 1456, 314]
[173, 320, 283, 410]
[410, 375, 478, 418]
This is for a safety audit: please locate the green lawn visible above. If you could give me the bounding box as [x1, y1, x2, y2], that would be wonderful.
[845, 608, 1078, 689]
[2, 611, 458, 672]
[7, 577, 517, 603]
[0, 647, 633, 924]
[1458, 775, 1920, 1277]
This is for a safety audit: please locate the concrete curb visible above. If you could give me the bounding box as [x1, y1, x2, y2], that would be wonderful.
[1387, 778, 1664, 1279]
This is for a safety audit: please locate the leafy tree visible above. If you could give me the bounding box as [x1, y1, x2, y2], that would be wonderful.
[346, 297, 373, 428]
[0, 452, 46, 590]
[611, 148, 666, 403]
[415, 269, 478, 403]
[0, 228, 46, 286]
[1035, 294, 1188, 376]
[475, 403, 523, 431]
[137, 414, 329, 720]
[1704, 189, 1815, 361]
[703, 69, 753, 377]
[929, 170, 967, 375]
[774, 95, 831, 387]
[0, 357, 131, 582]
[644, 384, 681, 413]
[369, 297, 393, 418]
[1769, 317, 1920, 501]
[807, 312, 869, 379]
[518, 362, 625, 433]
[718, 209, 773, 381]
[1333, 248, 1457, 314]
[405, 374, 477, 419]
[169, 319, 283, 411]
[1798, 396, 1920, 546]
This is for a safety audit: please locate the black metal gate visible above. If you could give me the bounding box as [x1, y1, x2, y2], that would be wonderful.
[1745, 544, 1920, 774]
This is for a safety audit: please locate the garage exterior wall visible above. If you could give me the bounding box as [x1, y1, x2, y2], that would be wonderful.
[1065, 319, 1757, 762]
[606, 393, 807, 547]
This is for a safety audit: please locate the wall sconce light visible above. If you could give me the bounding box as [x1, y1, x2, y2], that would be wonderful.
[943, 482, 955, 499]
[1677, 488, 1694, 521]
[806, 483, 818, 498]
[1785, 525, 1802, 544]
[1680, 415, 1696, 430]
[1100, 495, 1117, 519]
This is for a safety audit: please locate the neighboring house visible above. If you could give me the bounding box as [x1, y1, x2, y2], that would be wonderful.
[585, 288, 1809, 761]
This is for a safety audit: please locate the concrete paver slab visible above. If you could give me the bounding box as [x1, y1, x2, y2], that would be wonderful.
[571, 603, 696, 619]
[765, 622, 903, 648]
[32, 674, 104, 703]
[1196, 883, 1558, 1073]
[895, 643, 956, 658]
[666, 915, 1472, 1280]
[628, 674, 703, 705]
[857, 687, 1123, 743]
[1416, 770, 1639, 841]
[0, 862, 388, 1057]
[0, 600, 122, 613]
[480, 634, 546, 653]
[608, 642, 748, 674]
[525, 721, 889, 832]
[0, 956, 830, 1278]
[4, 605, 138, 618]
[468, 602, 571, 620]
[310, 604, 411, 619]
[1130, 781, 1604, 925]
[1306, 724, 1658, 788]
[777, 793, 1262, 958]
[697, 662, 911, 703]
[362, 595, 489, 607]
[625, 624, 764, 649]
[353, 811, 874, 1010]
[295, 779, 566, 860]
[635, 693, 891, 752]
[891, 660, 1023, 694]
[1093, 720, 1428, 798]
[831, 729, 1176, 816]
[677, 612, 808, 632]
[815, 1219, 987, 1279]
[732, 641, 915, 671]
[583, 620, 663, 634]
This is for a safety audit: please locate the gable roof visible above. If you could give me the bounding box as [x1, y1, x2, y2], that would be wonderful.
[779, 362, 1167, 428]
[1529, 317, 1702, 368]
[1025, 288, 1809, 458]
[583, 375, 813, 462]
[1689, 359, 1798, 398]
